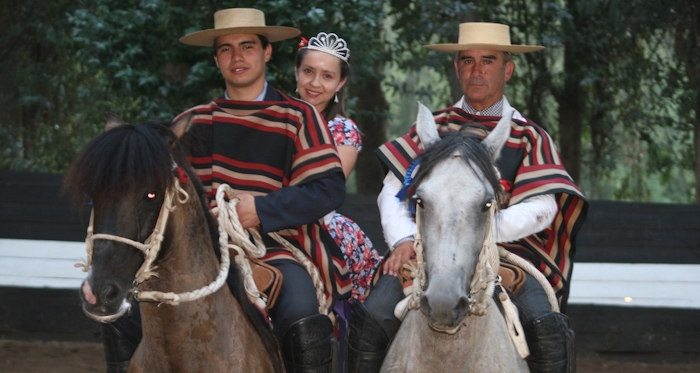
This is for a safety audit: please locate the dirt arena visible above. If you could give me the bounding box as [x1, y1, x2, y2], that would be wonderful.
[2, 339, 699, 373]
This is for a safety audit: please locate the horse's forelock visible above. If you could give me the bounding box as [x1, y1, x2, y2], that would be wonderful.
[410, 130, 502, 200]
[64, 122, 177, 207]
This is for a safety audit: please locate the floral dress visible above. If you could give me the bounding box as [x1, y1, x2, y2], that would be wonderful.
[326, 117, 382, 304]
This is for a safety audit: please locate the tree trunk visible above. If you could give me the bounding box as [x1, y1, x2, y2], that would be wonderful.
[557, 0, 585, 183]
[673, 0, 700, 202]
[587, 80, 613, 199]
[557, 69, 583, 183]
[350, 78, 389, 194]
[695, 95, 700, 204]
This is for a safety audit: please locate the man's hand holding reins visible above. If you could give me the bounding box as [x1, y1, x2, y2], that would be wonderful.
[235, 193, 261, 229]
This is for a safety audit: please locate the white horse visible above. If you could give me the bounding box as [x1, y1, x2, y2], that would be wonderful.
[380, 103, 529, 373]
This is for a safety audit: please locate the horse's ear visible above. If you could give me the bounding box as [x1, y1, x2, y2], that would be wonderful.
[482, 107, 515, 160]
[171, 111, 194, 139]
[416, 102, 440, 148]
[104, 112, 124, 131]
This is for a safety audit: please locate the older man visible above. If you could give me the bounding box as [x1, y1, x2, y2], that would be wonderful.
[348, 23, 587, 373]
[100, 8, 349, 373]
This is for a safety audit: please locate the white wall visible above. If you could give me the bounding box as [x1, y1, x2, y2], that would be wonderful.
[0, 238, 86, 289]
[3, 238, 700, 309]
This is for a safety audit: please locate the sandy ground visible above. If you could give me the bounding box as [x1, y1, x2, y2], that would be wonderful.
[2, 340, 700, 373]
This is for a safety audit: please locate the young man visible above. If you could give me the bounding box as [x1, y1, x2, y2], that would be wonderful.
[348, 22, 588, 373]
[101, 8, 350, 373]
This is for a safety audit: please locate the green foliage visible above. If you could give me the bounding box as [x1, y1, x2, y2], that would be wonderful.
[67, 0, 223, 120]
[1, 0, 389, 174]
[385, 0, 697, 203]
[0, 0, 102, 172]
[1, 0, 697, 203]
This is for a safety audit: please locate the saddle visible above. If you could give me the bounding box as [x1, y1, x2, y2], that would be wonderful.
[498, 261, 526, 294]
[249, 256, 283, 309]
[229, 249, 283, 309]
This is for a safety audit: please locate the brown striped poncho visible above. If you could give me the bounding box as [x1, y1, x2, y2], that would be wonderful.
[376, 107, 588, 308]
[179, 89, 352, 304]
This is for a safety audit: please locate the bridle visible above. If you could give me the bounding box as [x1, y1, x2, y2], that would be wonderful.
[76, 171, 232, 322]
[400, 153, 501, 325]
[405, 195, 500, 324]
[401, 157, 558, 358]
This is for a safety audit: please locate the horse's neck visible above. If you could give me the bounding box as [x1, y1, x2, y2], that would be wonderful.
[461, 305, 510, 342]
[133, 197, 276, 372]
[143, 198, 221, 293]
[137, 197, 241, 335]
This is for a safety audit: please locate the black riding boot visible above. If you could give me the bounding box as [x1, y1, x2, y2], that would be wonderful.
[347, 275, 403, 373]
[281, 314, 335, 373]
[101, 322, 139, 373]
[524, 312, 576, 373]
[347, 302, 393, 373]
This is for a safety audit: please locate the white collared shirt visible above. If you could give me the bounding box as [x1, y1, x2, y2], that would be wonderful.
[224, 81, 269, 101]
[378, 96, 557, 250]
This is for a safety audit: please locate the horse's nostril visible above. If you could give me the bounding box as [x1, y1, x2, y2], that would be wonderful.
[101, 282, 122, 302]
[457, 296, 470, 313]
[419, 294, 431, 317]
[82, 281, 97, 305]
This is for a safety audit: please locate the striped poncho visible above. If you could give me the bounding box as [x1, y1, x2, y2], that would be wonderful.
[180, 89, 352, 305]
[376, 107, 588, 307]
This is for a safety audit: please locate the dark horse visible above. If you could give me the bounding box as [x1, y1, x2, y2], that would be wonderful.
[64, 115, 284, 372]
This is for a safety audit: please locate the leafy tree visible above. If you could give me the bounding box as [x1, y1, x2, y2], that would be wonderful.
[2, 0, 698, 203]
[672, 0, 700, 202]
[0, 0, 100, 171]
[3, 0, 391, 193]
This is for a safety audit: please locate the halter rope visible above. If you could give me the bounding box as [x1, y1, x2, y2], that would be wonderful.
[212, 184, 329, 314]
[401, 161, 560, 358]
[404, 201, 501, 318]
[77, 177, 329, 317]
[76, 175, 232, 307]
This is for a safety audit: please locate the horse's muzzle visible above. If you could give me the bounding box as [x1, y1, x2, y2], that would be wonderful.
[82, 299, 131, 323]
[427, 320, 464, 334]
[420, 290, 471, 334]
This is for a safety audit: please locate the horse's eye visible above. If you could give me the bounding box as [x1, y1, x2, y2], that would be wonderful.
[147, 192, 157, 199]
[483, 201, 493, 212]
[411, 195, 423, 208]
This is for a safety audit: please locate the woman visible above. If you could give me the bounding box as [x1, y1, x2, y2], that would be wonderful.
[296, 32, 381, 304]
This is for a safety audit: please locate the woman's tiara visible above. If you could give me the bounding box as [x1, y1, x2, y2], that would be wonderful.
[298, 32, 350, 62]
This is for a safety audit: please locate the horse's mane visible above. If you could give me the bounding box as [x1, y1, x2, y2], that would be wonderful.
[64, 123, 178, 208]
[64, 122, 284, 372]
[410, 129, 505, 205]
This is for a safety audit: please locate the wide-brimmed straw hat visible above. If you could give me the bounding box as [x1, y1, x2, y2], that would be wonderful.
[180, 8, 301, 47]
[424, 22, 544, 54]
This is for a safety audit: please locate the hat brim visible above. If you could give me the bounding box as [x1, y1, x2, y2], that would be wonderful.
[180, 26, 301, 47]
[424, 43, 544, 54]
